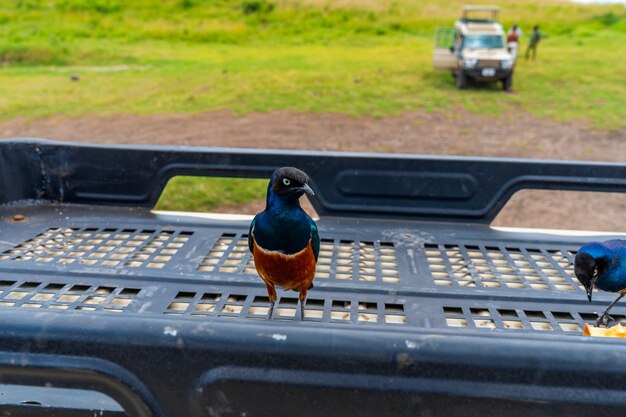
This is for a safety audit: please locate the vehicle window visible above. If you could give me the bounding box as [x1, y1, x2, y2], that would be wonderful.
[463, 35, 503, 49]
[435, 28, 455, 48]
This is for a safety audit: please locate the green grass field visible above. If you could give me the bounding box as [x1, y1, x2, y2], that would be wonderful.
[2, 0, 625, 212]
[2, 0, 625, 126]
[155, 176, 267, 211]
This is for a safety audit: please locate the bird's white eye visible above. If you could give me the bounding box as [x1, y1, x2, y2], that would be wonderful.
[282, 178, 291, 186]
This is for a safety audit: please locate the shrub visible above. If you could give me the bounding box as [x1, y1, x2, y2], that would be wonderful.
[241, 0, 274, 15]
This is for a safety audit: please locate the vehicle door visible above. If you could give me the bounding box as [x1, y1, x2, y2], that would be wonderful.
[433, 28, 458, 69]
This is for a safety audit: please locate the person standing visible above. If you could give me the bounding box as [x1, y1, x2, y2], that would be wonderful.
[525, 25, 541, 60]
[507, 24, 521, 58]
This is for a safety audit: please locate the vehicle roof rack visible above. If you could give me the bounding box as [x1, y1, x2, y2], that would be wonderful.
[462, 5, 500, 21]
[1, 139, 626, 417]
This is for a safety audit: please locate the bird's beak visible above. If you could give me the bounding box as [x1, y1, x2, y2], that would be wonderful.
[300, 183, 315, 196]
[587, 273, 598, 302]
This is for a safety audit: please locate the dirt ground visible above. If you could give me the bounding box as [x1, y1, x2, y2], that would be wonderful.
[2, 110, 625, 232]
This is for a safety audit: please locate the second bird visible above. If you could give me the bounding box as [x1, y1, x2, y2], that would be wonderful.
[248, 167, 319, 320]
[575, 239, 626, 327]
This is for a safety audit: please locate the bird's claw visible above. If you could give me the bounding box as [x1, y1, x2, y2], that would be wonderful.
[595, 312, 615, 327]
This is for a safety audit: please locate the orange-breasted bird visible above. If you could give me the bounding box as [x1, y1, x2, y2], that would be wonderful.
[248, 167, 319, 320]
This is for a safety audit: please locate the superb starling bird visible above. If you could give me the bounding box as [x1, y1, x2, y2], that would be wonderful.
[248, 167, 319, 320]
[575, 240, 626, 327]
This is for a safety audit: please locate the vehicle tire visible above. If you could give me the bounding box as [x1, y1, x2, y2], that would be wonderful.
[502, 74, 513, 91]
[456, 71, 467, 89]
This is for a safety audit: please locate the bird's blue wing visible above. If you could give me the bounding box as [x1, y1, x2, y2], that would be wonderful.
[310, 219, 320, 261]
[248, 215, 257, 254]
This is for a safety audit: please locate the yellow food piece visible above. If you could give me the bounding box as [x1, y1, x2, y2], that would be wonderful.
[583, 323, 626, 338]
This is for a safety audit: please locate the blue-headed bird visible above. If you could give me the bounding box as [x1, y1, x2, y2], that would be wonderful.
[575, 239, 626, 327]
[248, 167, 319, 320]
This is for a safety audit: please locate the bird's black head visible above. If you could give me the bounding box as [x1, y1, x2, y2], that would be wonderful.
[575, 252, 598, 302]
[270, 167, 314, 200]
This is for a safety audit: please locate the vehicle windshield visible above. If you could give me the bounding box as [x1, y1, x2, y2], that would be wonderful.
[463, 35, 503, 49]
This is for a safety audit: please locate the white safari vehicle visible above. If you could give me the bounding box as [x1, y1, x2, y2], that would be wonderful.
[433, 5, 515, 91]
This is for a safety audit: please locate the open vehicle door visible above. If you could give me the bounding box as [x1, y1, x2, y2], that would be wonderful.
[433, 28, 457, 70]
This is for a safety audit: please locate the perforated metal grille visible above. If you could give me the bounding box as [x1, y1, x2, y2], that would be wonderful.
[197, 233, 256, 274]
[0, 227, 193, 269]
[198, 233, 400, 284]
[165, 290, 406, 325]
[0, 279, 142, 312]
[0, 219, 606, 334]
[442, 305, 618, 333]
[425, 243, 580, 292]
[317, 238, 400, 283]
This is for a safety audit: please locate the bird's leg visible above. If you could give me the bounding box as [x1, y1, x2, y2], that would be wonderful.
[298, 288, 308, 321]
[595, 293, 625, 327]
[268, 300, 276, 320]
[265, 283, 277, 320]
